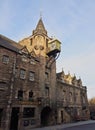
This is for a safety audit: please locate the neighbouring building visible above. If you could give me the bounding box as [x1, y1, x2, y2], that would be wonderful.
[0, 18, 90, 130]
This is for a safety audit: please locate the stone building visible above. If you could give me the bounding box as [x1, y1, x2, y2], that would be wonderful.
[56, 70, 89, 123]
[0, 18, 89, 130]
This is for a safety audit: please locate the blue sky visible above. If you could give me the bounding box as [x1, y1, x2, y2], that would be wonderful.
[0, 0, 95, 99]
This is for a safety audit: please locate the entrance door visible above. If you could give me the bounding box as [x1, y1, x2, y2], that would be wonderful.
[10, 107, 19, 130]
[41, 106, 52, 126]
[0, 109, 3, 128]
[61, 110, 64, 123]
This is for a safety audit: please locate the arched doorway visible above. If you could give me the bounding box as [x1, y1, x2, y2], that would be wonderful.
[41, 106, 53, 126]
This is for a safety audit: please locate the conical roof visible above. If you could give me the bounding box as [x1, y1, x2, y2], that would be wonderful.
[33, 18, 47, 35]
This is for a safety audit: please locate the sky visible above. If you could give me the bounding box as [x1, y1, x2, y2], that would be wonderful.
[0, 0, 95, 99]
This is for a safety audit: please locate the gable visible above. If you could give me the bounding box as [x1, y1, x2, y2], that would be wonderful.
[20, 46, 29, 54]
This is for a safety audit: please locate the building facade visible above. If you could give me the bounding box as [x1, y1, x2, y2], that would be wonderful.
[0, 18, 89, 130]
[56, 70, 89, 123]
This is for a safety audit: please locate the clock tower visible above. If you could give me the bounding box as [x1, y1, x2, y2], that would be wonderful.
[19, 18, 61, 124]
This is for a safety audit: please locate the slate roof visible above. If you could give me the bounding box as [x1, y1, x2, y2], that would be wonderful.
[0, 34, 23, 53]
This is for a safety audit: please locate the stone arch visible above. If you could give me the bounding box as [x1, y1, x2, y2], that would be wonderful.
[41, 106, 54, 126]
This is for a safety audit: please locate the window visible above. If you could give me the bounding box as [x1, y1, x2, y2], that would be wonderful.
[70, 92, 73, 102]
[20, 69, 26, 79]
[29, 91, 33, 101]
[63, 90, 66, 101]
[30, 38, 32, 45]
[30, 59, 35, 65]
[0, 82, 7, 87]
[2, 55, 9, 64]
[23, 120, 29, 126]
[75, 93, 78, 103]
[83, 95, 86, 104]
[23, 107, 35, 118]
[45, 86, 49, 97]
[46, 39, 48, 47]
[22, 55, 28, 62]
[29, 71, 35, 81]
[45, 72, 48, 80]
[18, 90, 23, 100]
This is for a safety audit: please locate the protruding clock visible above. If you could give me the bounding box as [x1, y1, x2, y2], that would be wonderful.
[47, 39, 61, 57]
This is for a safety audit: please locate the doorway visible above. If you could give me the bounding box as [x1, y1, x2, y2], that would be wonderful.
[0, 109, 3, 127]
[10, 107, 19, 130]
[41, 106, 53, 126]
[61, 110, 64, 123]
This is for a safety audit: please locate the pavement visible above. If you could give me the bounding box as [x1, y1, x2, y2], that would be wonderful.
[31, 120, 95, 130]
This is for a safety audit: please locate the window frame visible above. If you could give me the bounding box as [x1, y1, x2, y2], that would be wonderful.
[45, 86, 49, 97]
[23, 107, 35, 118]
[2, 55, 9, 64]
[20, 69, 26, 79]
[29, 91, 33, 101]
[18, 90, 23, 100]
[29, 71, 35, 81]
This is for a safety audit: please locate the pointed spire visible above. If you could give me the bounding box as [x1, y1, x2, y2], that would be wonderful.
[33, 18, 47, 35]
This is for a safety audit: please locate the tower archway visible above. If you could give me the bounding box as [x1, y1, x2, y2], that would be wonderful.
[41, 106, 54, 126]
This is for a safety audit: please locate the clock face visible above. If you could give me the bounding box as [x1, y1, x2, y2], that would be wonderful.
[51, 42, 56, 50]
